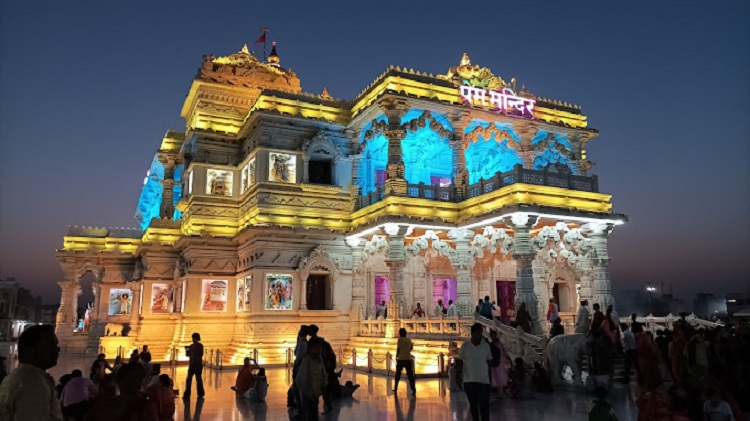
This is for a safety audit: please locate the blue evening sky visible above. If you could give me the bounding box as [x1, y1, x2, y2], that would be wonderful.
[1, 0, 748, 303]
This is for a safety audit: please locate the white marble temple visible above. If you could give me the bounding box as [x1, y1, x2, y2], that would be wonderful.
[48, 355, 638, 420]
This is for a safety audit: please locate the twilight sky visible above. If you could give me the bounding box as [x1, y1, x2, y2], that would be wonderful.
[1, 0, 748, 304]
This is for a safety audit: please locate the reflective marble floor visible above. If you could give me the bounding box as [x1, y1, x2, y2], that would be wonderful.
[49, 355, 638, 421]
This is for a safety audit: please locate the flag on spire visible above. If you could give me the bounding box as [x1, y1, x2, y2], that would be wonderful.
[255, 32, 266, 44]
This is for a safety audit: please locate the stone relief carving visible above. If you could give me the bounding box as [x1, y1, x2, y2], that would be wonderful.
[298, 246, 340, 281]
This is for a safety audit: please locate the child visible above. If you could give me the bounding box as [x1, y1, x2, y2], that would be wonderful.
[589, 386, 618, 421]
[295, 337, 328, 419]
[244, 368, 269, 403]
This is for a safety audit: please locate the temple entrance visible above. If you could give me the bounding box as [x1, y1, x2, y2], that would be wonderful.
[552, 279, 575, 312]
[306, 275, 328, 310]
[432, 278, 457, 306]
[373, 275, 390, 316]
[495, 280, 516, 324]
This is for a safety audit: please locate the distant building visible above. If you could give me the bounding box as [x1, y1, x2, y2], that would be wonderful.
[726, 293, 750, 318]
[40, 304, 59, 326]
[693, 293, 727, 318]
[0, 277, 43, 340]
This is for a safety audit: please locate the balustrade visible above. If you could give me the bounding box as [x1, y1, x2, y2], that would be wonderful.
[355, 164, 599, 210]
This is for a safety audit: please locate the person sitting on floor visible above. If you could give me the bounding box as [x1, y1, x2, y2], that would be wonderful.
[146, 374, 175, 421]
[532, 361, 553, 393]
[231, 357, 259, 396]
[244, 367, 269, 403]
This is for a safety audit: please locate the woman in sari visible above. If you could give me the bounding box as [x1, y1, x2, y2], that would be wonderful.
[637, 331, 662, 390]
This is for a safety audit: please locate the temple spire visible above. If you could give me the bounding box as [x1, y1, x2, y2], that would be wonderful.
[241, 44, 250, 54]
[268, 41, 280, 67]
[460, 52, 471, 66]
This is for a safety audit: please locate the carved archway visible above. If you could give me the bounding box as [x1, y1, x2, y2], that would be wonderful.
[302, 131, 341, 185]
[464, 125, 521, 150]
[298, 246, 340, 310]
[401, 110, 453, 140]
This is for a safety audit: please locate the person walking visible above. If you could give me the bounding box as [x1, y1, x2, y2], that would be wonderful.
[434, 300, 445, 318]
[393, 328, 416, 395]
[288, 325, 309, 409]
[479, 296, 494, 320]
[515, 302, 532, 334]
[575, 300, 591, 334]
[546, 298, 559, 324]
[457, 323, 493, 421]
[309, 325, 337, 413]
[0, 325, 63, 421]
[183, 332, 205, 399]
[621, 322, 637, 383]
[295, 338, 327, 421]
[446, 300, 456, 317]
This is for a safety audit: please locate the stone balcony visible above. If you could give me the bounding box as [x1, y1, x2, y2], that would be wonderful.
[356, 164, 599, 210]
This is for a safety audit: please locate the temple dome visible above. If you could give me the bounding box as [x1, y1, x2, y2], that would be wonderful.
[197, 44, 301, 92]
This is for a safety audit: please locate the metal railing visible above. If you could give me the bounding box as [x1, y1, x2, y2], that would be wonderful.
[355, 164, 599, 210]
[618, 313, 723, 333]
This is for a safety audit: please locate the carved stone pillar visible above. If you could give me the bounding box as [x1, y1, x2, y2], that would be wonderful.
[56, 281, 81, 327]
[302, 156, 310, 184]
[516, 123, 538, 169]
[350, 153, 362, 196]
[174, 282, 183, 313]
[576, 258, 594, 304]
[587, 223, 615, 310]
[300, 275, 308, 311]
[384, 225, 409, 318]
[451, 110, 470, 201]
[348, 240, 366, 317]
[381, 100, 408, 196]
[507, 213, 543, 334]
[129, 283, 142, 331]
[91, 281, 102, 323]
[445, 229, 475, 316]
[159, 179, 176, 218]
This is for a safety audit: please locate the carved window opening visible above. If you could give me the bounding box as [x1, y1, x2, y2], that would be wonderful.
[308, 157, 333, 185]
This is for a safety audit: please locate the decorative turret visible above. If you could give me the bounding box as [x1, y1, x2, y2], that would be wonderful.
[460, 52, 471, 66]
[268, 42, 280, 67]
[320, 87, 332, 99]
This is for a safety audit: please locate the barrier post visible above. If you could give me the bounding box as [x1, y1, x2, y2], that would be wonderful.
[439, 353, 445, 376]
[352, 348, 357, 370]
[385, 351, 392, 376]
[367, 349, 373, 373]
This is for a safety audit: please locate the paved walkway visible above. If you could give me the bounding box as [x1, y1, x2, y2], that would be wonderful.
[49, 355, 638, 420]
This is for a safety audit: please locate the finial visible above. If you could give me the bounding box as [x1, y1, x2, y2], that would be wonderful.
[460, 52, 471, 66]
[320, 87, 332, 99]
[268, 41, 280, 66]
[241, 44, 249, 54]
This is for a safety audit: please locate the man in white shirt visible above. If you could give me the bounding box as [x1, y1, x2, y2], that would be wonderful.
[621, 323, 637, 383]
[456, 323, 492, 421]
[575, 300, 590, 334]
[434, 299, 444, 317]
[0, 324, 63, 421]
[446, 300, 456, 317]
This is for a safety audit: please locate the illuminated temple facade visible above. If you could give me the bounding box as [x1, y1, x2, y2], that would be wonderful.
[55, 45, 626, 362]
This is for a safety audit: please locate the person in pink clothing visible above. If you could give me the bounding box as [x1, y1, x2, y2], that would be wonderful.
[488, 330, 511, 398]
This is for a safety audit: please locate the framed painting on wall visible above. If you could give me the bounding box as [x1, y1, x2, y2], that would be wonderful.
[150, 283, 174, 314]
[265, 273, 292, 310]
[201, 279, 228, 312]
[108, 288, 132, 315]
[206, 169, 233, 196]
[268, 153, 296, 183]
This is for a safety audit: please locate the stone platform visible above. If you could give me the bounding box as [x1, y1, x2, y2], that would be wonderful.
[49, 354, 638, 420]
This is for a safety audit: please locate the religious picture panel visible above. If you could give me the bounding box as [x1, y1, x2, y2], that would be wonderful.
[108, 288, 132, 315]
[150, 283, 174, 314]
[269, 153, 296, 183]
[201, 279, 228, 312]
[374, 275, 390, 317]
[265, 273, 293, 310]
[237, 276, 251, 312]
[241, 158, 256, 194]
[206, 169, 233, 196]
[496, 280, 516, 325]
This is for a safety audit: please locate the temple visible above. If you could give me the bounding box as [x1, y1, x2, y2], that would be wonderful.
[55, 45, 626, 369]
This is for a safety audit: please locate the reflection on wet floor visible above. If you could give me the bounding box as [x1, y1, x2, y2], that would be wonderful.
[49, 354, 637, 420]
